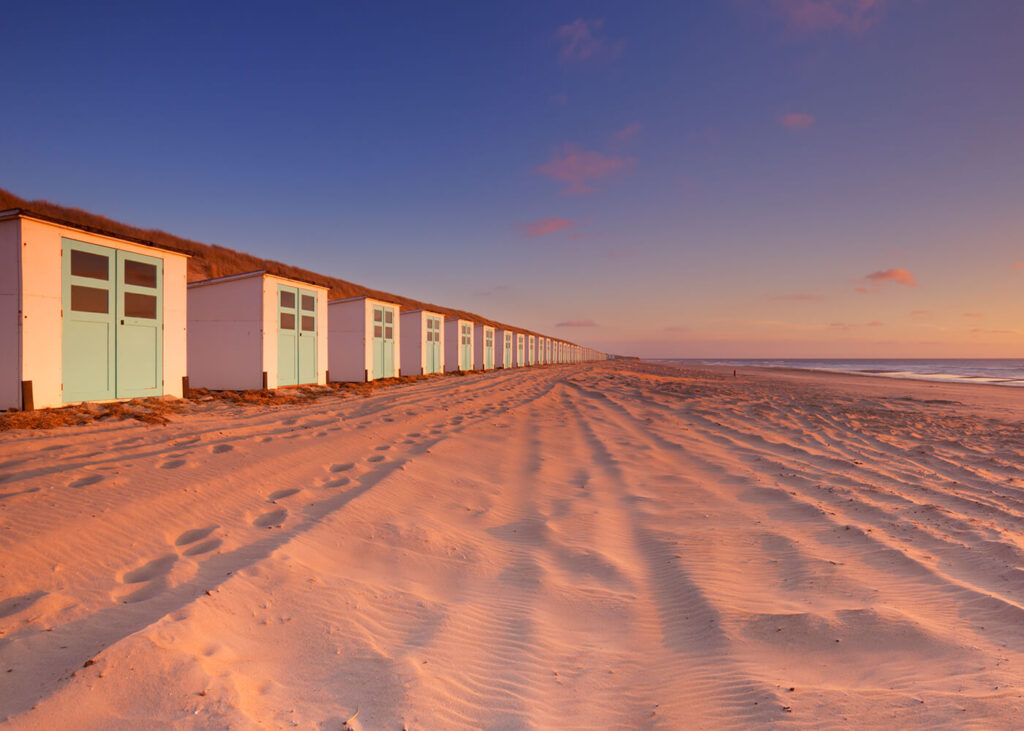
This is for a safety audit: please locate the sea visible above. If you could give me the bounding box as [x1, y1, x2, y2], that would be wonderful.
[657, 359, 1024, 387]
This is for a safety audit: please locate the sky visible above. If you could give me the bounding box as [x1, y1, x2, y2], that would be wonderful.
[2, 0, 1022, 358]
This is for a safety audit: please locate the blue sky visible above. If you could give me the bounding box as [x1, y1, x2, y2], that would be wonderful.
[3, 1, 1023, 356]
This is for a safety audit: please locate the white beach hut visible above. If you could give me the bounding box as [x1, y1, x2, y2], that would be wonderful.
[513, 333, 526, 367]
[495, 329, 513, 369]
[1, 209, 188, 410]
[188, 271, 328, 391]
[400, 308, 444, 376]
[445, 317, 474, 372]
[473, 324, 495, 370]
[328, 296, 401, 382]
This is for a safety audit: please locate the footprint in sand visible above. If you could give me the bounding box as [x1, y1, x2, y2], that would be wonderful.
[161, 459, 187, 469]
[253, 509, 287, 528]
[212, 444, 234, 454]
[70, 474, 104, 488]
[183, 538, 222, 556]
[366, 455, 385, 463]
[175, 526, 218, 546]
[268, 488, 301, 501]
[329, 463, 354, 473]
[407, 432, 422, 438]
[323, 476, 351, 488]
[260, 436, 274, 443]
[375, 445, 391, 451]
[122, 554, 177, 584]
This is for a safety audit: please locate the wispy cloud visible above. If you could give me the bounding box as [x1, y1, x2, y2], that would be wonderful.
[556, 319, 599, 328]
[517, 217, 574, 237]
[555, 19, 624, 63]
[831, 320, 884, 330]
[771, 0, 889, 34]
[535, 143, 634, 195]
[963, 312, 984, 319]
[614, 122, 643, 142]
[857, 267, 917, 292]
[1014, 261, 1024, 270]
[769, 293, 824, 302]
[779, 112, 816, 130]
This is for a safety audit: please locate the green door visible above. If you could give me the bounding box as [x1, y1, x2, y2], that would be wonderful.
[460, 323, 472, 370]
[484, 329, 494, 369]
[62, 239, 116, 402]
[371, 305, 395, 379]
[277, 286, 299, 386]
[503, 332, 512, 367]
[517, 334, 524, 367]
[425, 316, 441, 374]
[298, 289, 317, 384]
[115, 251, 163, 398]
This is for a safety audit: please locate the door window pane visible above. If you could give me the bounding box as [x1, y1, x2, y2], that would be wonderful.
[71, 285, 108, 313]
[301, 294, 315, 312]
[70, 250, 109, 280]
[124, 260, 157, 288]
[384, 327, 393, 339]
[384, 310, 393, 324]
[301, 315, 315, 332]
[280, 312, 295, 330]
[124, 292, 157, 318]
[374, 326, 382, 337]
[374, 309, 383, 322]
[280, 290, 295, 308]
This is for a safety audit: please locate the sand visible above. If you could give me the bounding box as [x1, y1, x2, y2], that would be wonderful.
[1, 360, 1023, 728]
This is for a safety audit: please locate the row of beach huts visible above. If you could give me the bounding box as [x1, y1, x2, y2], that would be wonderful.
[0, 208, 607, 411]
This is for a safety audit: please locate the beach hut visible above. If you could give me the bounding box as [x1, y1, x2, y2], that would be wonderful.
[1, 209, 188, 410]
[495, 329, 513, 368]
[328, 296, 401, 382]
[527, 335, 536, 366]
[189, 271, 328, 390]
[400, 309, 444, 376]
[513, 332, 526, 367]
[473, 324, 495, 370]
[445, 318, 474, 372]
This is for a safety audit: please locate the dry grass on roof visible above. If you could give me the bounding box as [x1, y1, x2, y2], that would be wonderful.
[0, 187, 565, 341]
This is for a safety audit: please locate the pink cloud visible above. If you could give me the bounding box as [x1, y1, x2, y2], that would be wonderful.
[556, 319, 598, 328]
[866, 320, 883, 327]
[615, 122, 642, 141]
[771, 0, 889, 34]
[1014, 261, 1024, 270]
[861, 268, 917, 290]
[779, 112, 816, 130]
[963, 312, 984, 319]
[535, 143, 634, 195]
[517, 217, 574, 237]
[555, 19, 624, 63]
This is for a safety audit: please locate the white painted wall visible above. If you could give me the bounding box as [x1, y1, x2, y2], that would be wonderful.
[444, 318, 473, 372]
[17, 217, 188, 409]
[188, 275, 263, 390]
[0, 219, 21, 409]
[473, 324, 494, 370]
[328, 297, 400, 382]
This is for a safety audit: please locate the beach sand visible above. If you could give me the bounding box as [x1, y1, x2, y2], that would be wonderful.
[1, 360, 1022, 728]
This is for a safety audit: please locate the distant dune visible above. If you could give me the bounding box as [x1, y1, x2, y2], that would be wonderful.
[0, 188, 554, 340]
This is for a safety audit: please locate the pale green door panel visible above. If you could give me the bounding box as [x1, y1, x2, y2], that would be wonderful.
[62, 239, 117, 403]
[371, 305, 394, 380]
[425, 316, 441, 374]
[298, 289, 317, 384]
[484, 329, 494, 369]
[115, 250, 162, 398]
[460, 323, 472, 370]
[277, 286, 299, 386]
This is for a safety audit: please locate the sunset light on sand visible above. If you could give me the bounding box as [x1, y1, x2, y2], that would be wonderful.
[2, 1, 1023, 728]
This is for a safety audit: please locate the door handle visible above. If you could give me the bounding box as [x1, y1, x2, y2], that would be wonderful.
[121, 319, 125, 325]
